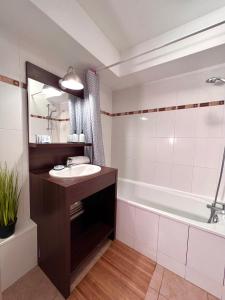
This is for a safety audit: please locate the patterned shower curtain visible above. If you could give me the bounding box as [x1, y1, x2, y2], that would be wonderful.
[68, 70, 105, 166]
[68, 96, 83, 134]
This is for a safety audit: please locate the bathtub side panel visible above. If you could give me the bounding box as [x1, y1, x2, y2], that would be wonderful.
[157, 216, 189, 277]
[133, 207, 159, 261]
[116, 200, 136, 248]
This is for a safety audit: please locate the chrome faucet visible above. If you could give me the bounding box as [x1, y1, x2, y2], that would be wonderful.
[207, 202, 225, 223]
[207, 146, 225, 224]
[66, 158, 74, 168]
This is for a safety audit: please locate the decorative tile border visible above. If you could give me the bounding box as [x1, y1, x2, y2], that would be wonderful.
[0, 73, 27, 89]
[1, 73, 224, 119]
[101, 100, 224, 117]
[30, 114, 70, 122]
[100, 110, 114, 117]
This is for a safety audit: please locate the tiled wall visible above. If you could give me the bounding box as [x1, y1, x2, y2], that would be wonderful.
[100, 82, 113, 166]
[112, 64, 225, 199]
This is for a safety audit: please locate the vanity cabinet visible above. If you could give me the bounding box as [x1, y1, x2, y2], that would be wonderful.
[30, 166, 117, 298]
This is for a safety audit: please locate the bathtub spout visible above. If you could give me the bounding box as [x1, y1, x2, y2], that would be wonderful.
[207, 202, 225, 223]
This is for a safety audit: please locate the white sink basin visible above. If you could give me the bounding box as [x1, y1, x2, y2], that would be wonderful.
[49, 164, 101, 178]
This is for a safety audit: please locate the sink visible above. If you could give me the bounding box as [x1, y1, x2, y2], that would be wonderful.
[49, 164, 101, 178]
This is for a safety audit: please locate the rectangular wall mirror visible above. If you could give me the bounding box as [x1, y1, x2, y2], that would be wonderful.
[26, 62, 84, 144]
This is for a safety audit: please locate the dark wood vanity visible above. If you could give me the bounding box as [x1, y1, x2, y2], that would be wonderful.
[26, 62, 117, 298]
[29, 143, 117, 298]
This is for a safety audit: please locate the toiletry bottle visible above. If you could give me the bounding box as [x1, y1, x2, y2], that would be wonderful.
[72, 131, 79, 143]
[79, 131, 85, 143]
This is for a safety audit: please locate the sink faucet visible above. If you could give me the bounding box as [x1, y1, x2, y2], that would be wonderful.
[66, 158, 74, 168]
[207, 202, 225, 223]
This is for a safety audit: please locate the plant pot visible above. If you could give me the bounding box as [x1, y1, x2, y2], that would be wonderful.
[0, 219, 17, 239]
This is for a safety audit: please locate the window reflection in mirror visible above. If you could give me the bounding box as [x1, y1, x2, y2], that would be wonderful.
[28, 78, 72, 144]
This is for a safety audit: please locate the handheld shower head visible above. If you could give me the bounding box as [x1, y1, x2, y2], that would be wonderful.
[206, 77, 225, 85]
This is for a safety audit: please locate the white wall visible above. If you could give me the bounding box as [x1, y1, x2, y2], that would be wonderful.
[100, 82, 112, 166]
[0, 26, 113, 290]
[112, 64, 225, 199]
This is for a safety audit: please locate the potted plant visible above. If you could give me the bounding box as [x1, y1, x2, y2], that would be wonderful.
[0, 164, 20, 238]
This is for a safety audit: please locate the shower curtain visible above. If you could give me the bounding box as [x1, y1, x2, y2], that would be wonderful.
[68, 70, 105, 166]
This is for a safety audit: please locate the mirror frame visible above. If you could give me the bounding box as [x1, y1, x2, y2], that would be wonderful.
[26, 62, 84, 144]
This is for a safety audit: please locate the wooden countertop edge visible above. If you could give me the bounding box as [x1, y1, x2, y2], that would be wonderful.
[30, 166, 117, 188]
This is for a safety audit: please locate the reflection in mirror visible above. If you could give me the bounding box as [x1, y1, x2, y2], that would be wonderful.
[28, 78, 77, 143]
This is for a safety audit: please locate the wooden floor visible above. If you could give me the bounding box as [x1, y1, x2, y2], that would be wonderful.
[69, 240, 156, 300]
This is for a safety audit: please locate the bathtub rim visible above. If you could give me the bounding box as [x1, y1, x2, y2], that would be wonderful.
[118, 177, 214, 204]
[117, 177, 225, 239]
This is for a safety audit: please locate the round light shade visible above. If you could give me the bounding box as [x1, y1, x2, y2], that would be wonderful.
[59, 67, 84, 90]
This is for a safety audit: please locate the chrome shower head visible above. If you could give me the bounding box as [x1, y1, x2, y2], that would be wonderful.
[206, 77, 225, 85]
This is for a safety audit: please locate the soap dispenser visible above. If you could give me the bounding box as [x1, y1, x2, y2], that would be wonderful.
[79, 131, 85, 143]
[72, 131, 79, 143]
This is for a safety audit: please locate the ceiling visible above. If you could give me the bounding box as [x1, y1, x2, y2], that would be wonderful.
[1, 0, 225, 91]
[0, 0, 103, 78]
[77, 0, 225, 51]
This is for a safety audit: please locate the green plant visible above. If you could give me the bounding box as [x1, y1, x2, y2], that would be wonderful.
[0, 164, 20, 227]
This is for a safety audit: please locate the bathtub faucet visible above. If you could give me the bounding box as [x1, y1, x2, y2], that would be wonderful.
[207, 202, 225, 223]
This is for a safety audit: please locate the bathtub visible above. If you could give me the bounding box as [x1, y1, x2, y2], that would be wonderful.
[116, 178, 225, 299]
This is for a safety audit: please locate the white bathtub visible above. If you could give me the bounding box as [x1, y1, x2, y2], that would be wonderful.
[116, 178, 225, 299]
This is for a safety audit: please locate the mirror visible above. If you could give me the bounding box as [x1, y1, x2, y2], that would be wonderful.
[26, 62, 84, 144]
[28, 78, 81, 144]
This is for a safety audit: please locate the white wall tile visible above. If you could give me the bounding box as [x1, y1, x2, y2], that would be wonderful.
[137, 113, 156, 137]
[155, 138, 174, 163]
[174, 109, 198, 137]
[134, 159, 156, 184]
[101, 114, 112, 166]
[0, 83, 22, 130]
[112, 63, 225, 196]
[196, 106, 224, 138]
[0, 129, 24, 170]
[192, 167, 219, 197]
[153, 162, 172, 188]
[194, 138, 225, 169]
[173, 138, 195, 166]
[171, 165, 193, 192]
[155, 111, 175, 138]
[135, 137, 157, 162]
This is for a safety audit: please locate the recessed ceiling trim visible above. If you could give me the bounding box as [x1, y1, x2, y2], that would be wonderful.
[98, 20, 225, 71]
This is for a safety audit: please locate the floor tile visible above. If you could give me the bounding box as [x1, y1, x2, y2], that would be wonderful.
[160, 269, 208, 300]
[3, 267, 62, 300]
[145, 287, 158, 300]
[158, 295, 167, 300]
[150, 264, 164, 292]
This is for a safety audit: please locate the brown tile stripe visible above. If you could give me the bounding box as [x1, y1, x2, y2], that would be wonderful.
[1, 73, 224, 118]
[30, 114, 70, 122]
[100, 110, 114, 117]
[101, 100, 224, 117]
[0, 74, 27, 88]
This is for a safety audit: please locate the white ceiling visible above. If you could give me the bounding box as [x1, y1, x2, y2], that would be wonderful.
[1, 0, 225, 91]
[0, 0, 103, 78]
[77, 0, 225, 51]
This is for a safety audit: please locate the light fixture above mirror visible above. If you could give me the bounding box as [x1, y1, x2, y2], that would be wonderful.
[59, 66, 84, 90]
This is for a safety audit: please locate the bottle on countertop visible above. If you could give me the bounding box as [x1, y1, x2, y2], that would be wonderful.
[79, 131, 85, 143]
[72, 131, 79, 143]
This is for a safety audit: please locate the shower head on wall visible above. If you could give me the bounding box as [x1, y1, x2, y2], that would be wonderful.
[206, 77, 225, 85]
